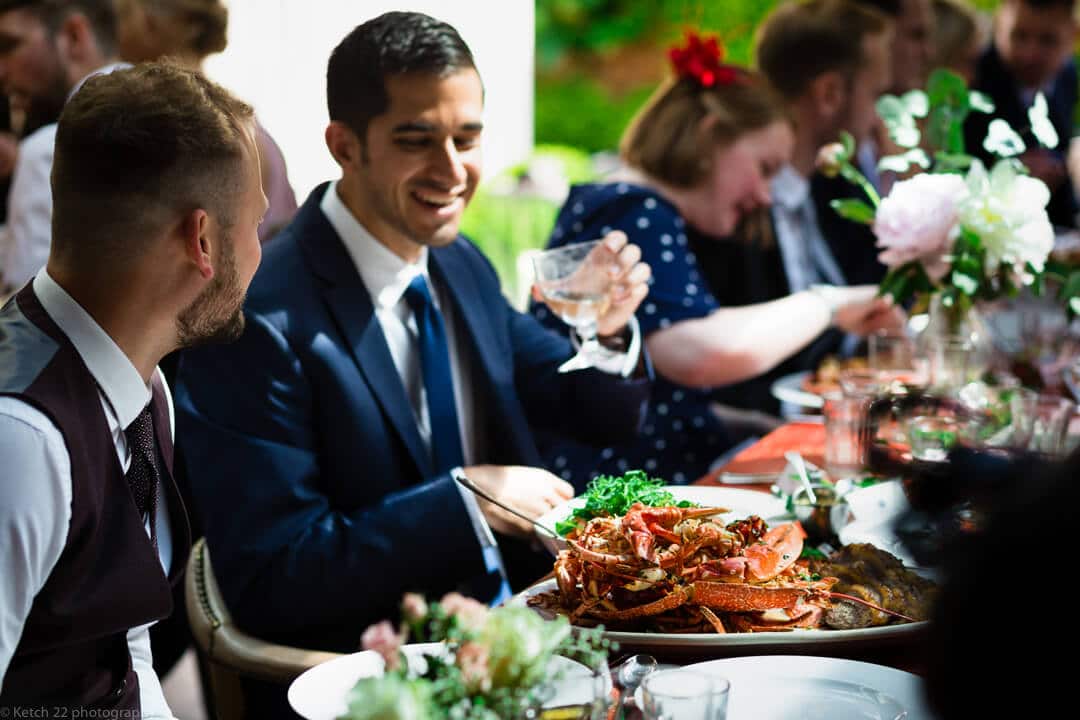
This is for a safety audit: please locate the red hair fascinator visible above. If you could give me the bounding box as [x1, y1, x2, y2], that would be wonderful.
[668, 31, 739, 88]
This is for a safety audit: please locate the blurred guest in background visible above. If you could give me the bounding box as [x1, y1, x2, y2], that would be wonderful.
[854, 0, 934, 94]
[0, 0, 122, 295]
[931, 0, 989, 84]
[530, 22, 898, 489]
[0, 62, 263, 716]
[965, 0, 1078, 228]
[114, 0, 298, 243]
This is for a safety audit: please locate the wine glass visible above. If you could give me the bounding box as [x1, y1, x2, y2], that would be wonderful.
[532, 240, 617, 373]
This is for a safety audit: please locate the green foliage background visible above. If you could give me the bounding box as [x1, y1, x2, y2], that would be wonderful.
[534, 0, 1001, 153]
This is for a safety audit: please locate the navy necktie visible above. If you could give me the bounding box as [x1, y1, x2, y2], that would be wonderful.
[403, 275, 465, 473]
[404, 275, 511, 606]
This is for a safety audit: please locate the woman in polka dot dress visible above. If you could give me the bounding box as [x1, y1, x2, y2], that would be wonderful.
[530, 33, 900, 489]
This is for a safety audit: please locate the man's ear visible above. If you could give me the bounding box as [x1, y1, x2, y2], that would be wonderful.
[325, 121, 364, 170]
[55, 12, 96, 69]
[809, 70, 847, 122]
[181, 209, 214, 280]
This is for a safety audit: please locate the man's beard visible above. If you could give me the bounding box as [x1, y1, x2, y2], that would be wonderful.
[176, 238, 247, 349]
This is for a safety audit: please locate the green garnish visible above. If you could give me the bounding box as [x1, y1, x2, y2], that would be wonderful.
[800, 546, 827, 560]
[556, 470, 692, 536]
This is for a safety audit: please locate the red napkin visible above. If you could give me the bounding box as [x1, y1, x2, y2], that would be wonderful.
[713, 423, 826, 476]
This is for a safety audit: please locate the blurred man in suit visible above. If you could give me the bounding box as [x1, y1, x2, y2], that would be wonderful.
[965, 0, 1079, 228]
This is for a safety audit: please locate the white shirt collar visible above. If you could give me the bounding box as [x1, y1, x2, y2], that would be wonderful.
[66, 62, 132, 103]
[32, 271, 150, 429]
[319, 181, 431, 310]
[770, 164, 810, 212]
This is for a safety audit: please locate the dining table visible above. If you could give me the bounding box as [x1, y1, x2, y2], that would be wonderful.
[684, 421, 929, 677]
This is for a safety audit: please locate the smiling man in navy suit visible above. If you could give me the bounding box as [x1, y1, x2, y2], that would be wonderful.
[175, 10, 652, 702]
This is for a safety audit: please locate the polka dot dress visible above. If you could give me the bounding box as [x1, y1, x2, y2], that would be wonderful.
[529, 183, 733, 490]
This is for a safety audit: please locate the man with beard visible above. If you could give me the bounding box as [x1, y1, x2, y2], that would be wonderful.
[0, 0, 123, 296]
[0, 63, 265, 715]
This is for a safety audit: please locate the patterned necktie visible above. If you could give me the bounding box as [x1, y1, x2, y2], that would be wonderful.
[124, 406, 160, 529]
[404, 275, 511, 606]
[403, 275, 465, 473]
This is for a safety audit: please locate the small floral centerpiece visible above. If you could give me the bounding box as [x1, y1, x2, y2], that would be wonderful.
[819, 70, 1078, 324]
[342, 593, 613, 720]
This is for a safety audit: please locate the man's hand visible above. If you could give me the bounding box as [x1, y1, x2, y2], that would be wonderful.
[531, 230, 651, 338]
[462, 465, 574, 538]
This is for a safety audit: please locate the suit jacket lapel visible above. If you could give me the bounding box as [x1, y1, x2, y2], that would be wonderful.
[429, 244, 506, 390]
[296, 189, 433, 479]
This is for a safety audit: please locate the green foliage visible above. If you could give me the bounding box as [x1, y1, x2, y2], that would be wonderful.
[460, 145, 596, 305]
[534, 77, 653, 154]
[830, 198, 876, 224]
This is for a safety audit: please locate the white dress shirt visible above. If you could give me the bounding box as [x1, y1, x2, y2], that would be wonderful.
[319, 183, 640, 572]
[0, 272, 176, 718]
[0, 63, 130, 294]
[770, 164, 847, 293]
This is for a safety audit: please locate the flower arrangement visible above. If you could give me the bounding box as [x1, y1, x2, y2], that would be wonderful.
[342, 593, 613, 720]
[819, 69, 1080, 322]
[667, 30, 739, 88]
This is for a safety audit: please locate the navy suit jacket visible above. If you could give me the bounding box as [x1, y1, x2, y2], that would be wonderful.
[175, 185, 650, 651]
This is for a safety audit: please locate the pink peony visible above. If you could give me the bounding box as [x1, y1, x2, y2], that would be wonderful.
[872, 173, 968, 281]
[438, 592, 488, 631]
[455, 640, 493, 693]
[360, 620, 404, 671]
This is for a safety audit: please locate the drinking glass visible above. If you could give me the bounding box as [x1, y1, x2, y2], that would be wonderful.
[823, 392, 867, 478]
[641, 669, 729, 720]
[533, 240, 617, 373]
[869, 328, 928, 392]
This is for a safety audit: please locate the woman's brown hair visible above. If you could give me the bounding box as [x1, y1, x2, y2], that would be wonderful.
[620, 70, 788, 189]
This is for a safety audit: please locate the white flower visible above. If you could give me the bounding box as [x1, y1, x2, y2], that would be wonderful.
[872, 172, 968, 279]
[958, 159, 1054, 274]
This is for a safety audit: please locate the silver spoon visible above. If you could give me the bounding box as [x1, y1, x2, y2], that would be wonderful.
[613, 654, 657, 719]
[784, 450, 818, 505]
[451, 468, 561, 538]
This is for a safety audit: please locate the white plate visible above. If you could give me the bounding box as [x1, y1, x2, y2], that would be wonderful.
[771, 371, 826, 410]
[288, 642, 601, 720]
[535, 485, 788, 557]
[519, 579, 927, 656]
[640, 655, 931, 720]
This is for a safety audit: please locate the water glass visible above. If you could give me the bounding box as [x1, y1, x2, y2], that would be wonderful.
[868, 328, 928, 391]
[532, 240, 617, 373]
[641, 670, 729, 720]
[823, 393, 867, 478]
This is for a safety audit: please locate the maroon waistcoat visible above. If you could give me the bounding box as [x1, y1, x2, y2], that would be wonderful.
[0, 286, 190, 710]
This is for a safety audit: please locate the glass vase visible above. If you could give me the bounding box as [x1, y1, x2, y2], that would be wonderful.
[918, 295, 993, 392]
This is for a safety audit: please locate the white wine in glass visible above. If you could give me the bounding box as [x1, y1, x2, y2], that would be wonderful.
[532, 239, 617, 373]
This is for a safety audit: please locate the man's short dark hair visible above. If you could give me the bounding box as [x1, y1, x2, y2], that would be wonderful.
[0, 0, 117, 55]
[326, 11, 477, 141]
[50, 63, 254, 269]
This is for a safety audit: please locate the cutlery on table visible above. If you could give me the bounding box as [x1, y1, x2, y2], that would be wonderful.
[451, 468, 561, 538]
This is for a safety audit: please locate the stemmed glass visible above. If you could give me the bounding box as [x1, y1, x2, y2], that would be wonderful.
[533, 240, 618, 373]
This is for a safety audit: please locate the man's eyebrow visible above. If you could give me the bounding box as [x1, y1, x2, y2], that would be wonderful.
[391, 121, 484, 133]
